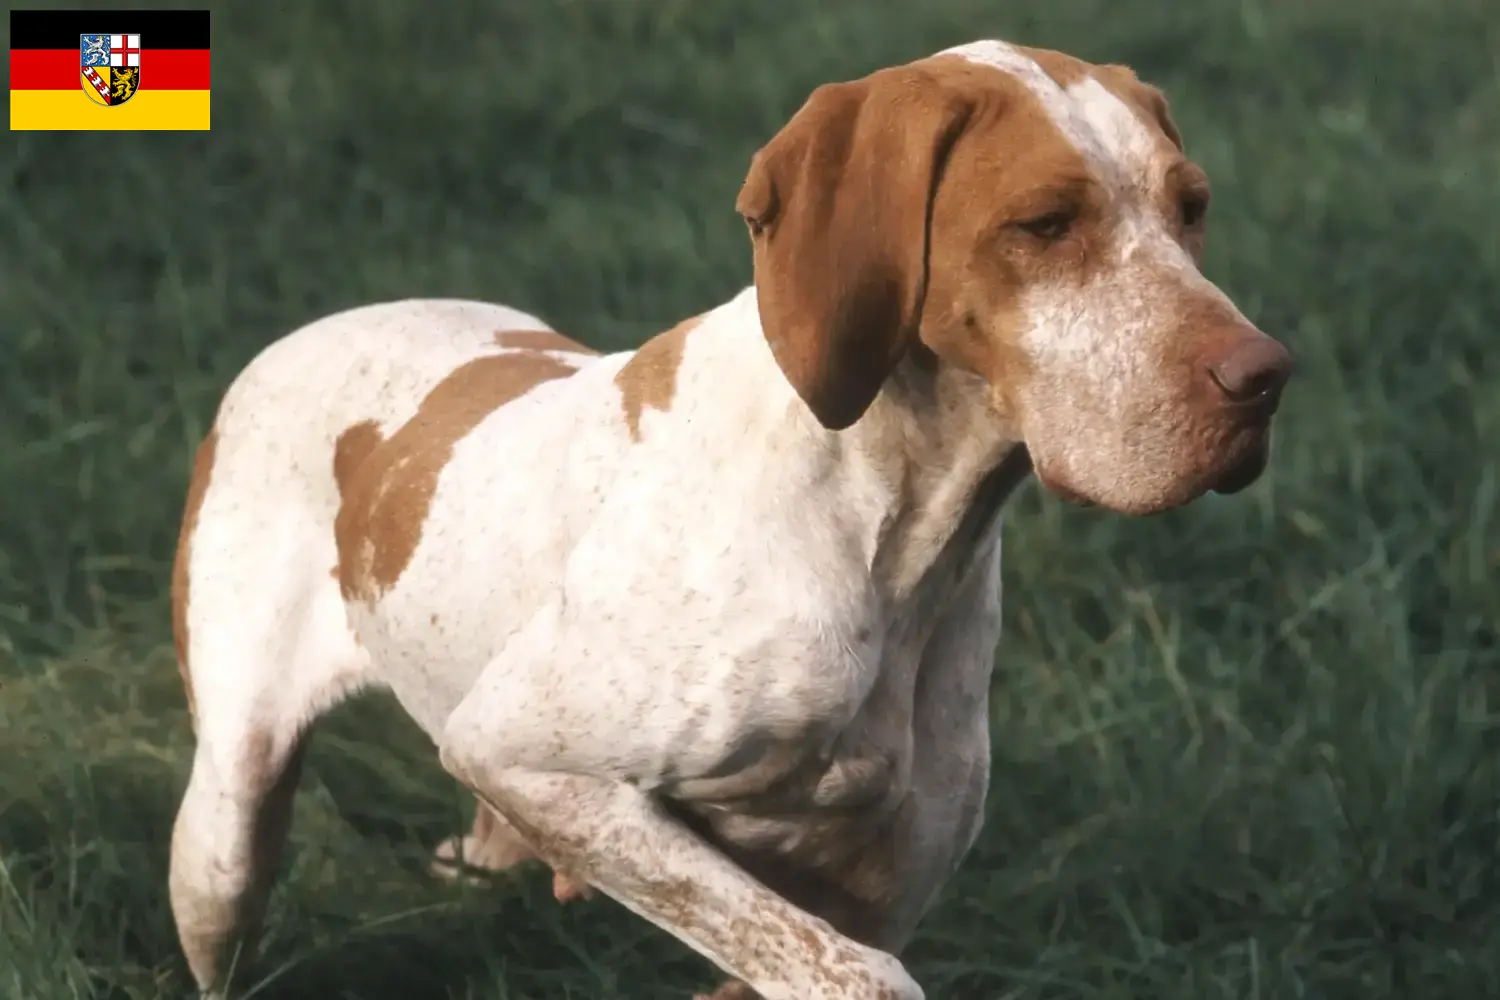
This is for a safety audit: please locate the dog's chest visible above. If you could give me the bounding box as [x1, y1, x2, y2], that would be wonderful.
[662, 449, 1024, 945]
[669, 515, 1006, 946]
[665, 660, 925, 944]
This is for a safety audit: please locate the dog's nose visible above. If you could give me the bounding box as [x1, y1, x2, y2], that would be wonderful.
[1206, 335, 1292, 406]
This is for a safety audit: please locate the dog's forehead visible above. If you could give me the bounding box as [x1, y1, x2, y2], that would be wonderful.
[932, 40, 1174, 192]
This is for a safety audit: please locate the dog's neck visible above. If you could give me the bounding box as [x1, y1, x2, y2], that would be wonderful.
[706, 287, 1032, 602]
[851, 351, 1032, 600]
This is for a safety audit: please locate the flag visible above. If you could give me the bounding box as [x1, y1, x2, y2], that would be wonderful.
[10, 9, 210, 130]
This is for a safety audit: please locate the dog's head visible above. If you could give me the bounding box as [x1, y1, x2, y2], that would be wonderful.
[738, 40, 1291, 515]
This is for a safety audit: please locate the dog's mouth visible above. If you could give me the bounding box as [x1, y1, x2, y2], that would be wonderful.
[1032, 425, 1274, 512]
[1208, 432, 1271, 495]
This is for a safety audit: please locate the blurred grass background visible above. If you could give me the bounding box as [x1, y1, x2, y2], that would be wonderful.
[3, 0, 1498, 997]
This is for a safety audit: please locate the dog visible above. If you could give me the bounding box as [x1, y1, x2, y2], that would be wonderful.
[167, 37, 1292, 1000]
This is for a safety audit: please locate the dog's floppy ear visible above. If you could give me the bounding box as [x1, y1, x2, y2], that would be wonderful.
[736, 67, 975, 430]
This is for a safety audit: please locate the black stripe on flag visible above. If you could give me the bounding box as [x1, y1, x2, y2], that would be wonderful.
[10, 9, 210, 50]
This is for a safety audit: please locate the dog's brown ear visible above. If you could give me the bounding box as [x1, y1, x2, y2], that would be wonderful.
[736, 68, 975, 430]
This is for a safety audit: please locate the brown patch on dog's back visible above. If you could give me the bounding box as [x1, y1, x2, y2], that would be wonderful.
[335, 351, 580, 602]
[171, 428, 218, 722]
[494, 328, 598, 354]
[614, 315, 701, 441]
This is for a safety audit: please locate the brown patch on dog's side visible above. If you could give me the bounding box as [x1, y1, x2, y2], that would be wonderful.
[335, 352, 579, 602]
[330, 420, 387, 593]
[494, 328, 599, 354]
[333, 420, 385, 495]
[171, 428, 218, 721]
[614, 315, 701, 441]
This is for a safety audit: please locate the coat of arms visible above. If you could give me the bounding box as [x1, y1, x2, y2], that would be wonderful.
[80, 33, 141, 106]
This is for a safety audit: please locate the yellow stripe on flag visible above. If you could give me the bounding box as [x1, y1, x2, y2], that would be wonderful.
[10, 89, 210, 131]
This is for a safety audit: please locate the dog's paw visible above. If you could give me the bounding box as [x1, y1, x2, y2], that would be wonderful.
[432, 831, 597, 907]
[428, 834, 491, 885]
[433, 806, 598, 906]
[429, 830, 538, 884]
[551, 870, 596, 903]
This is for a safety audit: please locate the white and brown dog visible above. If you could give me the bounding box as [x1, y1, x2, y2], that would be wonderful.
[168, 38, 1291, 1000]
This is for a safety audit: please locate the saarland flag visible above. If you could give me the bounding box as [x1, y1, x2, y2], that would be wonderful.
[10, 9, 210, 130]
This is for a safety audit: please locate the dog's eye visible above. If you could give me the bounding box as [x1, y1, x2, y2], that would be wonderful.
[1180, 193, 1209, 228]
[1015, 210, 1075, 242]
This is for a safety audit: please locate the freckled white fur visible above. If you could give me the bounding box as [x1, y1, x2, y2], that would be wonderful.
[171, 285, 973, 1000]
[168, 37, 1275, 1000]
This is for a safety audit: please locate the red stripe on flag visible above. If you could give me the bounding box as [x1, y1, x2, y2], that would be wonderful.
[9, 48, 211, 91]
[142, 50, 212, 90]
[8, 50, 75, 90]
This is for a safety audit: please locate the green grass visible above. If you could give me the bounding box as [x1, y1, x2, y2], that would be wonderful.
[3, 0, 1498, 996]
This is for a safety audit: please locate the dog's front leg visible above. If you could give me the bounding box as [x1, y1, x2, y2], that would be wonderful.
[438, 706, 921, 1000]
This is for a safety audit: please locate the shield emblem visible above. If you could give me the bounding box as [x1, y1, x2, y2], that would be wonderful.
[80, 33, 141, 107]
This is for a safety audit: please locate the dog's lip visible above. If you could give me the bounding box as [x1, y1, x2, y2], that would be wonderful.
[1209, 438, 1270, 495]
[1210, 467, 1259, 495]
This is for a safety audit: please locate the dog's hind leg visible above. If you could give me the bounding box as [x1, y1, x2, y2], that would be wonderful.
[170, 718, 308, 996]
[167, 431, 371, 997]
